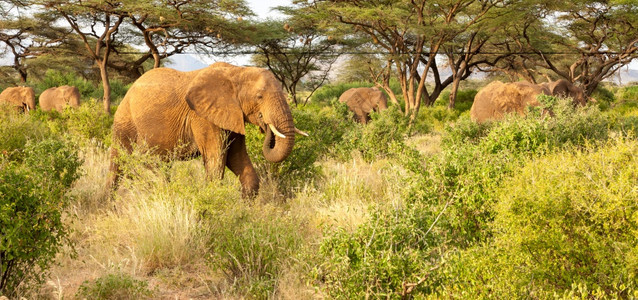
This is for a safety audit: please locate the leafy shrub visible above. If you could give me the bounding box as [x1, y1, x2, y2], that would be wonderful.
[619, 85, 638, 102]
[311, 81, 402, 104]
[446, 98, 609, 156]
[591, 85, 616, 110]
[65, 99, 114, 147]
[334, 105, 412, 162]
[36, 69, 97, 99]
[206, 207, 303, 298]
[0, 105, 51, 161]
[318, 204, 441, 298]
[437, 138, 638, 298]
[90, 79, 131, 105]
[244, 101, 353, 194]
[0, 139, 80, 296]
[435, 89, 477, 113]
[311, 82, 375, 103]
[76, 272, 154, 300]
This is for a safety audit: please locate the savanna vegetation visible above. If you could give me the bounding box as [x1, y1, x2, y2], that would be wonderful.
[1, 0, 638, 298]
[1, 70, 637, 298]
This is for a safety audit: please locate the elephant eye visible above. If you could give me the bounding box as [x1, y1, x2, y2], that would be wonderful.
[258, 112, 263, 119]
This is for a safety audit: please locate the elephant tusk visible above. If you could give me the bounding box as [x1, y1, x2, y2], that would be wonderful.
[295, 128, 309, 137]
[25, 105, 29, 112]
[268, 123, 286, 139]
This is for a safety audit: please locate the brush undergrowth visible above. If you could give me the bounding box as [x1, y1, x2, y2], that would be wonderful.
[3, 82, 638, 299]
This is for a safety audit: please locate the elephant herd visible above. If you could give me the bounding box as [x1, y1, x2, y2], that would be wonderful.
[0, 85, 81, 113]
[0, 62, 589, 198]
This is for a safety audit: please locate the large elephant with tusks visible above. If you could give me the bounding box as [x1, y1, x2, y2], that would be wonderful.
[108, 62, 307, 197]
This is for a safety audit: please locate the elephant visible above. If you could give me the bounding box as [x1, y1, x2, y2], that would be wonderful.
[470, 79, 587, 123]
[108, 62, 307, 197]
[0, 86, 35, 113]
[338, 87, 388, 124]
[39, 85, 81, 112]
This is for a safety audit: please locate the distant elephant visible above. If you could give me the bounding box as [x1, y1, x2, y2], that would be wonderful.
[0, 86, 35, 113]
[470, 79, 587, 123]
[39, 85, 81, 112]
[338, 87, 388, 124]
[108, 62, 307, 197]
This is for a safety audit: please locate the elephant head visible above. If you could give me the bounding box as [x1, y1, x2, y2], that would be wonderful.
[185, 64, 303, 163]
[339, 87, 389, 124]
[546, 79, 587, 106]
[0, 86, 36, 113]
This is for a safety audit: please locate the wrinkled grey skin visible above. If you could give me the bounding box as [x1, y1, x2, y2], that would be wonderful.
[338, 87, 388, 124]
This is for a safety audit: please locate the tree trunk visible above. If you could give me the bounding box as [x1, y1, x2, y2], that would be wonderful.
[18, 69, 27, 83]
[153, 52, 161, 68]
[448, 77, 461, 110]
[100, 61, 111, 114]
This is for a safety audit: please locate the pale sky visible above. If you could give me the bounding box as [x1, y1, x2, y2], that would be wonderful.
[247, 0, 292, 19]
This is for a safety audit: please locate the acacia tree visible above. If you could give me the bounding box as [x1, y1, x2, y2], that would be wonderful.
[252, 12, 339, 106]
[305, 0, 507, 121]
[481, 0, 638, 95]
[125, 0, 253, 71]
[37, 0, 127, 113]
[0, 1, 70, 83]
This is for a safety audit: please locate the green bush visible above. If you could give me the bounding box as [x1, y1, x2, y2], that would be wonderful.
[0, 105, 52, 161]
[27, 99, 113, 147]
[311, 82, 375, 103]
[76, 272, 154, 300]
[591, 85, 616, 110]
[0, 107, 81, 296]
[435, 89, 477, 113]
[65, 99, 114, 147]
[244, 101, 353, 192]
[0, 141, 80, 296]
[334, 105, 412, 162]
[619, 85, 638, 102]
[437, 138, 638, 298]
[318, 205, 440, 298]
[36, 69, 97, 99]
[90, 79, 131, 105]
[206, 208, 302, 298]
[311, 81, 402, 104]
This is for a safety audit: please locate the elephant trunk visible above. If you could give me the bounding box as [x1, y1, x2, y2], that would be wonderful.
[26, 89, 36, 112]
[262, 104, 295, 163]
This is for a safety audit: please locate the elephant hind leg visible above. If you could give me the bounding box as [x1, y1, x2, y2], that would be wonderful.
[225, 133, 259, 198]
[107, 146, 121, 192]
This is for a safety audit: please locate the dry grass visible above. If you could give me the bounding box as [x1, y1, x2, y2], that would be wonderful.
[44, 140, 415, 298]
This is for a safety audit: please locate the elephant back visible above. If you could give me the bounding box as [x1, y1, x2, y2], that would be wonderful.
[471, 81, 544, 123]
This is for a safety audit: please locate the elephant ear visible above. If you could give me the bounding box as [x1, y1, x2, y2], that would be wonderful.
[185, 67, 245, 135]
[549, 80, 570, 97]
[357, 91, 377, 113]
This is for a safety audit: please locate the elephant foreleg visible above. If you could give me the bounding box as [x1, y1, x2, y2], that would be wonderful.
[225, 133, 259, 198]
[192, 121, 227, 181]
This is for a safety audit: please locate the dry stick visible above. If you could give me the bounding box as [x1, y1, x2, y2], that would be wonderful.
[424, 189, 457, 237]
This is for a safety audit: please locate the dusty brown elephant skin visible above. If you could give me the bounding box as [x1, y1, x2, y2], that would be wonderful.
[39, 85, 81, 112]
[338, 87, 388, 124]
[0, 86, 36, 113]
[470, 79, 587, 123]
[108, 62, 305, 197]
